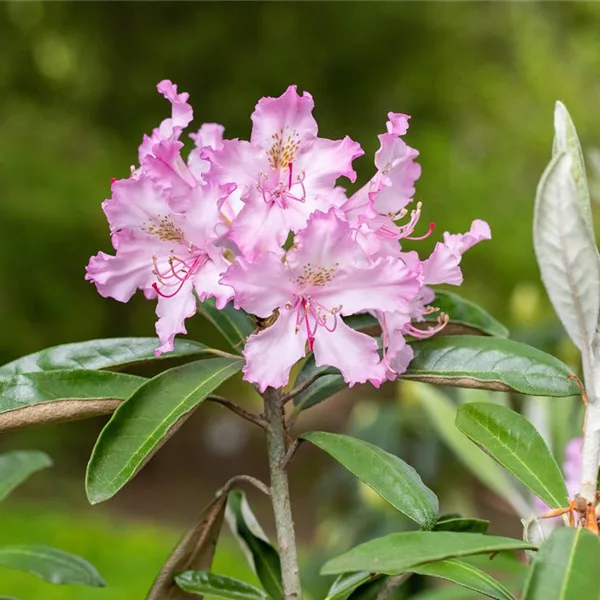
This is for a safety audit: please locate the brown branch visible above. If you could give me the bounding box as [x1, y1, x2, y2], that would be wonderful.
[206, 395, 267, 430]
[282, 439, 303, 470]
[281, 372, 322, 405]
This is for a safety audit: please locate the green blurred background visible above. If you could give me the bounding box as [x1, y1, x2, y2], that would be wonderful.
[0, 1, 598, 598]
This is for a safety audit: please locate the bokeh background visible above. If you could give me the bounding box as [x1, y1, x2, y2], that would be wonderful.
[1, 2, 599, 598]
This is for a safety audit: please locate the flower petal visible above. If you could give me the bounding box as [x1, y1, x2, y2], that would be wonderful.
[317, 257, 420, 315]
[220, 253, 294, 318]
[193, 254, 234, 310]
[443, 219, 491, 255]
[227, 196, 289, 260]
[155, 280, 197, 355]
[298, 136, 364, 188]
[422, 242, 463, 286]
[85, 240, 155, 302]
[250, 85, 317, 150]
[242, 309, 308, 392]
[313, 319, 385, 386]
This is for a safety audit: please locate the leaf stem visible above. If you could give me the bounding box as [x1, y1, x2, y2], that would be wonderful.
[263, 389, 302, 599]
[206, 395, 267, 430]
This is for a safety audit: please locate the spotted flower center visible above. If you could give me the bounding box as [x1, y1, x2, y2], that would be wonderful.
[142, 216, 187, 243]
[284, 263, 342, 351]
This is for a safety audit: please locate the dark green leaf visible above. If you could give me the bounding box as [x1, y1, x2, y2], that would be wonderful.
[293, 355, 347, 412]
[411, 559, 514, 600]
[433, 517, 489, 534]
[303, 432, 439, 529]
[456, 403, 568, 509]
[326, 572, 375, 600]
[321, 532, 535, 575]
[226, 491, 283, 600]
[86, 358, 243, 504]
[522, 527, 600, 600]
[416, 384, 529, 517]
[0, 545, 105, 586]
[0, 451, 52, 503]
[0, 338, 212, 376]
[0, 370, 145, 432]
[403, 336, 578, 397]
[175, 571, 267, 600]
[425, 291, 509, 338]
[198, 299, 254, 355]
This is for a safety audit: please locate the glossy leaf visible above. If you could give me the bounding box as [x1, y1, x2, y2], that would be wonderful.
[226, 491, 283, 600]
[326, 572, 374, 600]
[146, 478, 237, 600]
[0, 370, 145, 432]
[0, 338, 213, 376]
[433, 517, 489, 534]
[534, 152, 600, 352]
[86, 357, 243, 504]
[456, 403, 568, 509]
[321, 532, 534, 575]
[522, 527, 600, 600]
[198, 299, 254, 355]
[411, 559, 514, 600]
[416, 384, 530, 517]
[175, 571, 268, 600]
[424, 291, 509, 338]
[404, 335, 578, 397]
[0, 545, 105, 586]
[0, 451, 52, 503]
[303, 432, 439, 529]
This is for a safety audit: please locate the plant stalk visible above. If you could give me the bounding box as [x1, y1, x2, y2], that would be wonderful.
[580, 358, 600, 501]
[263, 389, 302, 599]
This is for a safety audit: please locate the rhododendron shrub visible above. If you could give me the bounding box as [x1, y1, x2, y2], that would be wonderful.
[1, 87, 598, 598]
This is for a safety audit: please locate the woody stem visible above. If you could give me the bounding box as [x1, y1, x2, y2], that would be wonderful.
[263, 388, 302, 599]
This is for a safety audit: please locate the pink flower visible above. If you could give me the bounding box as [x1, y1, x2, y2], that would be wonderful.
[86, 176, 233, 355]
[138, 80, 194, 163]
[340, 112, 423, 259]
[221, 210, 420, 391]
[207, 85, 363, 259]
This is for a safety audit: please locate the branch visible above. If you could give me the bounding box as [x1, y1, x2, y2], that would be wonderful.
[206, 395, 267, 430]
[281, 372, 322, 404]
[224, 474, 271, 497]
[282, 439, 303, 470]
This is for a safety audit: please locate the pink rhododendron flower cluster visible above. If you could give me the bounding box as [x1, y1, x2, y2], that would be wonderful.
[87, 81, 490, 392]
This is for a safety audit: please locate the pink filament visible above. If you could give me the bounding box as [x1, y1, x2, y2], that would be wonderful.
[152, 253, 207, 299]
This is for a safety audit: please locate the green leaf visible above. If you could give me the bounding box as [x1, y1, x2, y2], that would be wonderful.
[0, 451, 52, 503]
[411, 559, 514, 600]
[0, 338, 212, 376]
[534, 151, 600, 354]
[198, 299, 254, 355]
[455, 403, 568, 509]
[326, 572, 374, 600]
[0, 370, 145, 432]
[433, 517, 489, 534]
[175, 571, 268, 600]
[293, 355, 347, 412]
[416, 384, 530, 517]
[226, 490, 283, 600]
[425, 291, 509, 338]
[86, 357, 243, 504]
[522, 527, 600, 600]
[404, 336, 578, 397]
[0, 545, 105, 586]
[321, 532, 535, 575]
[302, 432, 438, 529]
